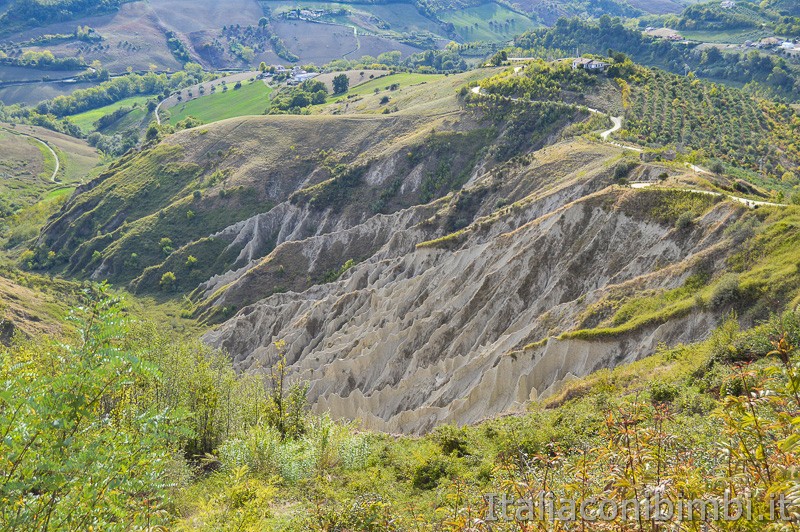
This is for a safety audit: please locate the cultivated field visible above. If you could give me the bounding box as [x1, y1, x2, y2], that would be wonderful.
[325, 72, 444, 103]
[16, 2, 182, 73]
[166, 80, 273, 124]
[271, 19, 423, 64]
[272, 20, 359, 63]
[319, 68, 501, 115]
[626, 0, 685, 14]
[366, 3, 444, 34]
[66, 95, 153, 132]
[355, 35, 424, 58]
[0, 80, 98, 106]
[9, 124, 101, 183]
[147, 0, 262, 33]
[0, 65, 86, 82]
[681, 28, 772, 44]
[158, 71, 261, 119]
[0, 128, 47, 186]
[264, 1, 444, 35]
[2, 0, 262, 74]
[440, 2, 537, 42]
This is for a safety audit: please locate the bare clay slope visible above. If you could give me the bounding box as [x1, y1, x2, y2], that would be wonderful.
[204, 143, 744, 433]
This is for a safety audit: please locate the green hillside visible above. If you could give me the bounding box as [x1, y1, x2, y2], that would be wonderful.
[440, 2, 538, 41]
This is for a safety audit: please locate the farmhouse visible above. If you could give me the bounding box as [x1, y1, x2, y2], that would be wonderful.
[572, 58, 608, 71]
[644, 27, 682, 40]
[757, 37, 782, 48]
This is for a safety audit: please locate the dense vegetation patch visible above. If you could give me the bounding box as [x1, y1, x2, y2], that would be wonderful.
[512, 16, 800, 102]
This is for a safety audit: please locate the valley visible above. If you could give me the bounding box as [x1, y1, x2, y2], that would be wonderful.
[1, 1, 800, 529]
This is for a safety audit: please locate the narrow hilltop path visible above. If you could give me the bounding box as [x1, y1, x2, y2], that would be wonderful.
[342, 26, 361, 59]
[630, 183, 785, 208]
[600, 115, 621, 141]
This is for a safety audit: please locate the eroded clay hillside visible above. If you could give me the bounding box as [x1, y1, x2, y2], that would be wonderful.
[204, 141, 749, 432]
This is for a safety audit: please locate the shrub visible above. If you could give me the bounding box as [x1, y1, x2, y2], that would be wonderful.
[160, 271, 177, 291]
[412, 458, 449, 490]
[710, 273, 740, 308]
[433, 424, 469, 457]
[0, 286, 183, 529]
[613, 160, 636, 180]
[159, 237, 174, 255]
[675, 211, 694, 230]
[649, 381, 679, 404]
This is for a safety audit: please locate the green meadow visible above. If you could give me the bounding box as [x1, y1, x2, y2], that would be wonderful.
[167, 81, 273, 125]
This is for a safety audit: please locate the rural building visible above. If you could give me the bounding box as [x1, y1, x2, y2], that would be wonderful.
[757, 37, 782, 48]
[644, 27, 683, 41]
[293, 72, 318, 83]
[572, 58, 608, 71]
[720, 0, 735, 8]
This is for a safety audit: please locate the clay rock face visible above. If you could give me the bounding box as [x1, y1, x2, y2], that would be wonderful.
[204, 186, 740, 434]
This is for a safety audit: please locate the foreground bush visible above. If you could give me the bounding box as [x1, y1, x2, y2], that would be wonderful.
[0, 285, 185, 529]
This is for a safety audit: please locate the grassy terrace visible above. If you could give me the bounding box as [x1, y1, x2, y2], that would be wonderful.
[167, 81, 273, 125]
[66, 96, 152, 132]
[325, 72, 445, 103]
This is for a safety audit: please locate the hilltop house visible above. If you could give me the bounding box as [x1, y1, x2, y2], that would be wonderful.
[572, 58, 608, 71]
[757, 37, 782, 48]
[644, 27, 683, 41]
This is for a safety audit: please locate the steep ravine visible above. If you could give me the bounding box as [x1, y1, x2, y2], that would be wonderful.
[204, 186, 742, 433]
[190, 139, 620, 317]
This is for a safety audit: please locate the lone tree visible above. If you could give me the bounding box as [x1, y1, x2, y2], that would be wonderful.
[489, 50, 507, 66]
[332, 73, 349, 94]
